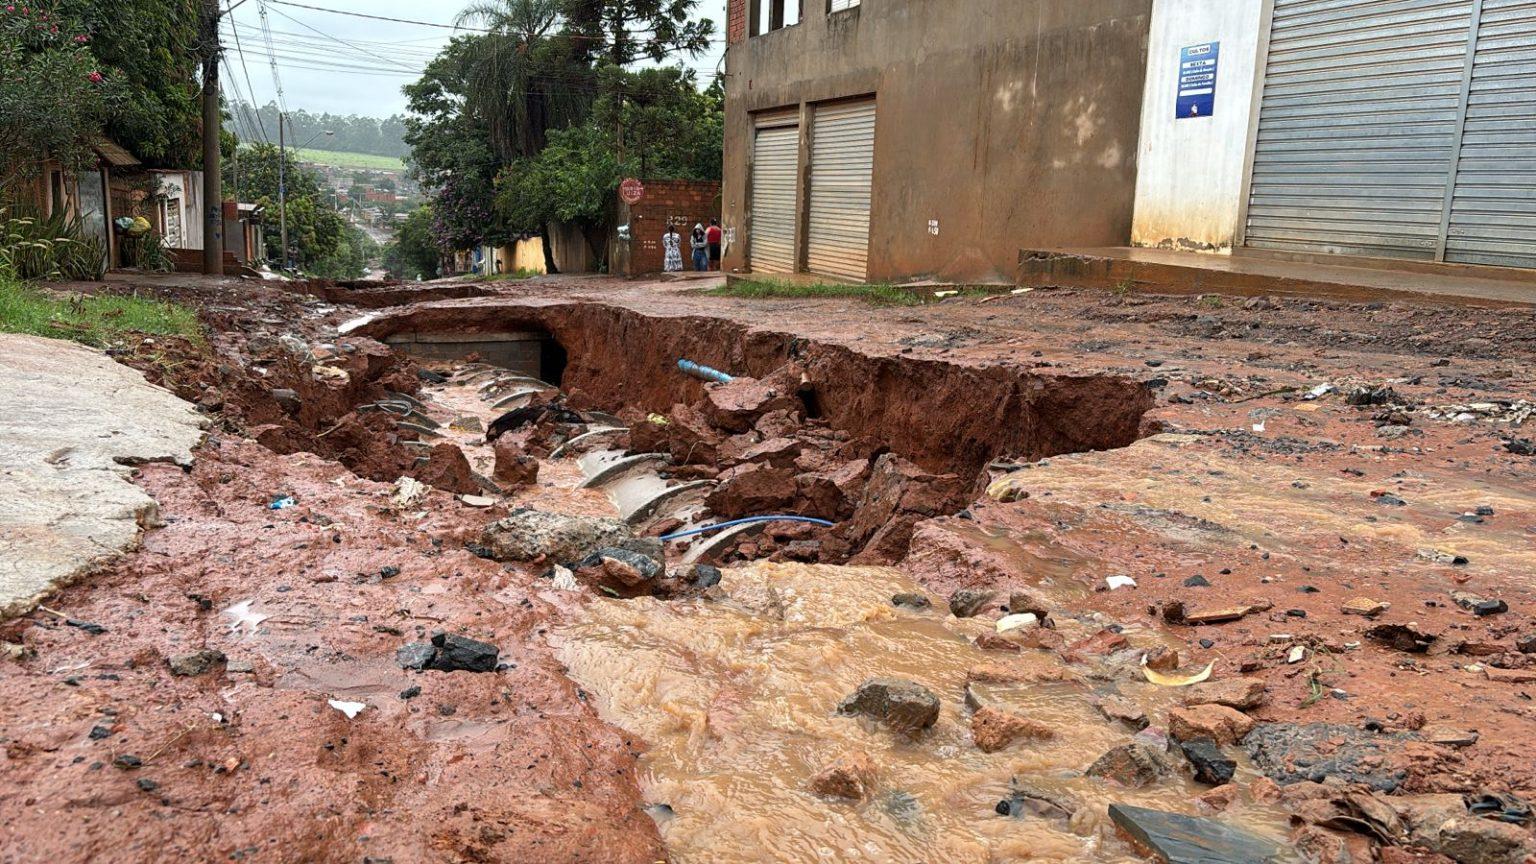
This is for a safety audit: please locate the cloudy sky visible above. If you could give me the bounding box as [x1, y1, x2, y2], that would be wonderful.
[222, 0, 729, 118]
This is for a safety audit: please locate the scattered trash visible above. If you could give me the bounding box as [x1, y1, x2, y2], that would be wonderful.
[1252, 422, 1265, 433]
[390, 476, 428, 509]
[1105, 575, 1137, 591]
[1304, 383, 1336, 401]
[995, 613, 1038, 634]
[269, 495, 296, 510]
[328, 699, 366, 719]
[223, 600, 269, 636]
[1142, 658, 1214, 687]
[933, 290, 959, 299]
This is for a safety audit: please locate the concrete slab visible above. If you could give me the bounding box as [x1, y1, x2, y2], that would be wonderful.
[0, 334, 206, 618]
[1021, 247, 1536, 307]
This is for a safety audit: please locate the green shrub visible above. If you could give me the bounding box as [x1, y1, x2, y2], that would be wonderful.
[0, 206, 107, 280]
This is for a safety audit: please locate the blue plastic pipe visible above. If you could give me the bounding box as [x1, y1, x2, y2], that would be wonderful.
[660, 515, 835, 543]
[678, 358, 734, 385]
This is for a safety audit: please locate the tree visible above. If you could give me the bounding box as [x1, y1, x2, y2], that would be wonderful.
[0, 4, 117, 190]
[383, 206, 441, 280]
[561, 0, 713, 67]
[229, 143, 350, 272]
[57, 0, 201, 167]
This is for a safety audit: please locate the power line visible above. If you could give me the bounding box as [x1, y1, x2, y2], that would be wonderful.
[225, 4, 271, 143]
[263, 0, 728, 43]
[255, 0, 288, 114]
[262, 3, 424, 74]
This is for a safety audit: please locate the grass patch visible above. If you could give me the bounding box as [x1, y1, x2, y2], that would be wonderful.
[704, 278, 989, 306]
[291, 147, 406, 171]
[0, 277, 202, 347]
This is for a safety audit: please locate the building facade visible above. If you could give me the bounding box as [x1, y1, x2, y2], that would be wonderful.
[727, 0, 1536, 284]
[722, 0, 1155, 283]
[1133, 0, 1536, 270]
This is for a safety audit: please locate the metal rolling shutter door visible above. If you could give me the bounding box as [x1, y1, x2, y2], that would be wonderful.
[807, 100, 876, 281]
[1446, 0, 1536, 268]
[1246, 0, 1474, 259]
[750, 116, 801, 275]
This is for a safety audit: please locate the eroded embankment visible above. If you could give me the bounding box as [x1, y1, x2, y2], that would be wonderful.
[356, 301, 1155, 479]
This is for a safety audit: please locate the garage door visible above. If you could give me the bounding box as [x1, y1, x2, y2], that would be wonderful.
[1445, 0, 1536, 267]
[1246, 0, 1536, 270]
[1245, 0, 1475, 260]
[749, 112, 800, 275]
[807, 100, 876, 281]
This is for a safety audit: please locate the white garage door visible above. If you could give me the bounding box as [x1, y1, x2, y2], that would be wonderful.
[749, 112, 801, 275]
[807, 100, 876, 281]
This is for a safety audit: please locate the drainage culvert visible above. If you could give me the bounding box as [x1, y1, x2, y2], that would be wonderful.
[355, 303, 1156, 566]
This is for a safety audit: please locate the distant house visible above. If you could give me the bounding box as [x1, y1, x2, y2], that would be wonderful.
[8, 139, 141, 275]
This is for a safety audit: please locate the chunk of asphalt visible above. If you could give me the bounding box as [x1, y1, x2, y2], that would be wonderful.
[1107, 803, 1285, 863]
[426, 632, 499, 673]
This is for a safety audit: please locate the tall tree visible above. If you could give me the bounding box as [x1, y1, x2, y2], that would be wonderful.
[0, 4, 116, 190]
[561, 0, 713, 67]
[454, 0, 588, 162]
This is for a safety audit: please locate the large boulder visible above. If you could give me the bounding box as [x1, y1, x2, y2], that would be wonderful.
[1244, 723, 1419, 792]
[837, 678, 940, 738]
[480, 509, 656, 563]
[705, 464, 800, 518]
[702, 376, 801, 434]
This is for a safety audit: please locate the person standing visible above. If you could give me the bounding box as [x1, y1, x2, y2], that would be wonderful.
[706, 218, 723, 270]
[690, 223, 709, 272]
[663, 223, 683, 272]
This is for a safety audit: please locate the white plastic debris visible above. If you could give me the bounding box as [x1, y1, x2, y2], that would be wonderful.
[933, 290, 959, 299]
[1105, 575, 1138, 591]
[328, 699, 366, 719]
[1011, 287, 1035, 295]
[996, 613, 1038, 634]
[1303, 383, 1336, 401]
[391, 476, 428, 508]
[551, 565, 579, 592]
[224, 600, 269, 636]
[1252, 422, 1266, 433]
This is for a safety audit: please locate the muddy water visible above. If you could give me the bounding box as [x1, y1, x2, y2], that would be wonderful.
[556, 562, 1295, 863]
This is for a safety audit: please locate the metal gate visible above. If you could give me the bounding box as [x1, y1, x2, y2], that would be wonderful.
[1445, 0, 1536, 267]
[807, 100, 876, 281]
[1245, 0, 1536, 269]
[749, 112, 801, 275]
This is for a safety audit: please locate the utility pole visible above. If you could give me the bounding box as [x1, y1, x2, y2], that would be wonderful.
[278, 112, 288, 272]
[200, 0, 224, 276]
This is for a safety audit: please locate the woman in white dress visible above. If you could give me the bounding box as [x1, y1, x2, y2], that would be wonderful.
[663, 224, 683, 272]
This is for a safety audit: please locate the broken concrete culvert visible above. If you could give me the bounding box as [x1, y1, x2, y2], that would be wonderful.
[6, 275, 1536, 864]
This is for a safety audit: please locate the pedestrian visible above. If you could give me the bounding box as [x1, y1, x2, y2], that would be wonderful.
[663, 223, 683, 272]
[706, 218, 723, 270]
[690, 223, 709, 272]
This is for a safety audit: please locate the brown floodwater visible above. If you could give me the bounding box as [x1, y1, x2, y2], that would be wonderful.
[555, 561, 1297, 863]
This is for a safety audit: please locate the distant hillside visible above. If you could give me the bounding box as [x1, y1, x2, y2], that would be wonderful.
[292, 148, 406, 172]
[230, 102, 409, 161]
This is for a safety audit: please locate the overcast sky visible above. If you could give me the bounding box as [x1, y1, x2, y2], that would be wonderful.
[223, 0, 729, 118]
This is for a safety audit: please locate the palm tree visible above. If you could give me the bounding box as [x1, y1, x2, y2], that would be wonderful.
[454, 0, 588, 162]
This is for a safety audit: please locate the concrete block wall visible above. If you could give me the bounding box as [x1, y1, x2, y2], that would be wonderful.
[622, 180, 723, 275]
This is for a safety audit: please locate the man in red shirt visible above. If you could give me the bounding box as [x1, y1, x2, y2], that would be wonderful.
[705, 219, 723, 270]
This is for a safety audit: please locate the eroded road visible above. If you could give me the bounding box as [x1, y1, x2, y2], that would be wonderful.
[1, 272, 1534, 864]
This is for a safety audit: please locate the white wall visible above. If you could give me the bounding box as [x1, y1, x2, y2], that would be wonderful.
[1131, 0, 1265, 253]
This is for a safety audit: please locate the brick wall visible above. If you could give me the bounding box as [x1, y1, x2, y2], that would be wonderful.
[727, 0, 748, 45]
[623, 179, 723, 275]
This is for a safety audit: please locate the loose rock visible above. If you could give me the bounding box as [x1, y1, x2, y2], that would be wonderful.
[837, 678, 940, 738]
[1183, 677, 1268, 711]
[1087, 743, 1169, 789]
[480, 509, 649, 563]
[809, 750, 878, 800]
[492, 441, 540, 487]
[891, 592, 931, 610]
[970, 706, 1055, 752]
[1108, 804, 1283, 864]
[949, 588, 998, 618]
[1168, 704, 1257, 746]
[166, 649, 226, 677]
[1179, 738, 1236, 786]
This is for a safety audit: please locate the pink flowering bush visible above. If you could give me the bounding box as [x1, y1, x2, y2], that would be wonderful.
[0, 3, 117, 190]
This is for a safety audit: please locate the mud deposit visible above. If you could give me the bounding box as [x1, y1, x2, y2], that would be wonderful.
[556, 562, 1294, 863]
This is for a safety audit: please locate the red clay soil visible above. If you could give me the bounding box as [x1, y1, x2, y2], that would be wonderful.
[0, 436, 662, 864]
[5, 272, 1536, 862]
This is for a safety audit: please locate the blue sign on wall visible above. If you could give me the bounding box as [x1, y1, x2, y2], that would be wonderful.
[1177, 42, 1220, 119]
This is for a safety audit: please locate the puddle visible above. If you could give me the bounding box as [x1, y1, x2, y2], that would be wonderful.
[556, 562, 1295, 863]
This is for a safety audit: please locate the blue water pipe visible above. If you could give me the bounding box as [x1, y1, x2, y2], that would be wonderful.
[677, 358, 735, 385]
[660, 515, 835, 543]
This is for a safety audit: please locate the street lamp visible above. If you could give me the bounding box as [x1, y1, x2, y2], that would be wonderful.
[277, 121, 333, 271]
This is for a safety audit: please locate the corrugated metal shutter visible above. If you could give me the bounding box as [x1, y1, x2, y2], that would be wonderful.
[807, 100, 876, 281]
[1445, 0, 1536, 267]
[1246, 0, 1475, 259]
[749, 113, 800, 275]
